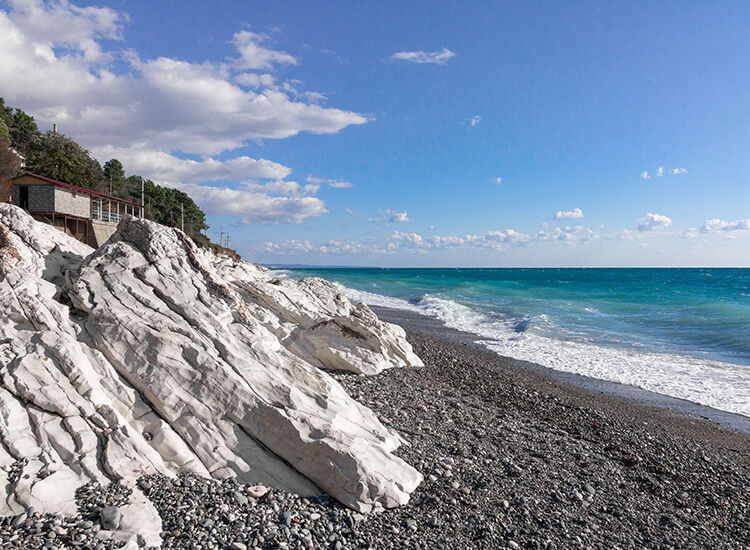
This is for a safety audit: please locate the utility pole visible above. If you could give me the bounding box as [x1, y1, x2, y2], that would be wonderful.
[226, 233, 230, 249]
[180, 203, 184, 232]
[220, 226, 223, 248]
[141, 179, 145, 219]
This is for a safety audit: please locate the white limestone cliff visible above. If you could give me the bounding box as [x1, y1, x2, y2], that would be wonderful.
[0, 204, 423, 541]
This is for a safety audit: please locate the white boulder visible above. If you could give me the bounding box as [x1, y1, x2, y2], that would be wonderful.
[0, 203, 423, 530]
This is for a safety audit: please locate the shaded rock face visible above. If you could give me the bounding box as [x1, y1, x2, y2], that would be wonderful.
[0, 204, 423, 522]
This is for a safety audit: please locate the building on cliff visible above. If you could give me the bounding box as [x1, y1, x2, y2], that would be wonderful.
[1, 172, 143, 247]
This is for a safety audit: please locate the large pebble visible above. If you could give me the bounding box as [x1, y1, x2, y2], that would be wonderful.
[247, 485, 269, 498]
[99, 507, 122, 530]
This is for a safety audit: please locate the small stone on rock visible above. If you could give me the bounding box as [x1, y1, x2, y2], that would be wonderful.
[99, 506, 121, 530]
[247, 485, 269, 498]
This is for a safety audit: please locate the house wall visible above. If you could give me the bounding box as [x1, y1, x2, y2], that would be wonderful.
[54, 186, 91, 218]
[11, 183, 56, 212]
[29, 185, 56, 212]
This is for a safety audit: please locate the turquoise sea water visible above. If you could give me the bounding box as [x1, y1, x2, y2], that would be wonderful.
[281, 268, 750, 417]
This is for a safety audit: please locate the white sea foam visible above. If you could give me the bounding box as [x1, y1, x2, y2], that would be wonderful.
[341, 286, 750, 418]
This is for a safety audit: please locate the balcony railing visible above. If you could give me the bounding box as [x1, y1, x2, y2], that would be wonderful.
[92, 209, 122, 223]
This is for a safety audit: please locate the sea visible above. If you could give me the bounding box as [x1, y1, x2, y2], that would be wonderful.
[279, 267, 750, 418]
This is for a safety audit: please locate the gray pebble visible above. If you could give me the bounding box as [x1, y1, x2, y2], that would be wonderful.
[99, 506, 122, 530]
[11, 513, 27, 527]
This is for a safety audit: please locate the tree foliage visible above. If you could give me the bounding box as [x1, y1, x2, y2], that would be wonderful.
[0, 107, 22, 183]
[0, 118, 10, 145]
[0, 98, 38, 155]
[25, 131, 104, 189]
[142, 179, 207, 235]
[103, 158, 125, 192]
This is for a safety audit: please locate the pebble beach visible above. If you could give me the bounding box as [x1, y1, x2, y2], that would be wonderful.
[2, 308, 748, 550]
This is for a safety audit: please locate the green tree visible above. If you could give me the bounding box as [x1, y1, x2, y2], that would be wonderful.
[25, 131, 103, 189]
[0, 118, 10, 145]
[9, 110, 38, 155]
[103, 158, 125, 193]
[0, 98, 38, 155]
[139, 178, 207, 237]
[0, 98, 13, 130]
[123, 174, 144, 201]
[0, 100, 23, 184]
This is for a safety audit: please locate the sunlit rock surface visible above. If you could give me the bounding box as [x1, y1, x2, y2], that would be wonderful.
[0, 204, 423, 539]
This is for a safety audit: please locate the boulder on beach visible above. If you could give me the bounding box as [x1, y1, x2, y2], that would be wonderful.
[0, 204, 423, 531]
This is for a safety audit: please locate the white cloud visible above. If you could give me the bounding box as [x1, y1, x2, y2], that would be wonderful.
[494, 177, 502, 185]
[328, 181, 353, 189]
[554, 208, 584, 220]
[235, 72, 275, 88]
[317, 240, 382, 254]
[470, 115, 481, 127]
[637, 212, 672, 231]
[281, 80, 328, 104]
[643, 167, 687, 179]
[231, 30, 297, 70]
[265, 239, 314, 254]
[681, 227, 699, 239]
[366, 209, 412, 223]
[701, 218, 750, 233]
[0, 1, 370, 202]
[390, 48, 455, 65]
[431, 234, 465, 247]
[4, 0, 125, 62]
[240, 180, 319, 197]
[181, 183, 326, 225]
[0, 1, 378, 225]
[389, 211, 411, 223]
[487, 229, 532, 245]
[266, 239, 383, 256]
[305, 175, 353, 188]
[91, 146, 291, 184]
[264, 223, 609, 258]
[389, 231, 427, 250]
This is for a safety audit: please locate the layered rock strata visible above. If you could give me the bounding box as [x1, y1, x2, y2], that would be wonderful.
[0, 204, 423, 538]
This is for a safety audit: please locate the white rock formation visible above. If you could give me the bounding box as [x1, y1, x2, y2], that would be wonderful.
[0, 204, 423, 541]
[214, 260, 423, 375]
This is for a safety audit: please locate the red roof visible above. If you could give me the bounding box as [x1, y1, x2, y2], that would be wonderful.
[10, 173, 142, 207]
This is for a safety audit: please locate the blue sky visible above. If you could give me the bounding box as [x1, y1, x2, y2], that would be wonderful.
[2, 0, 749, 266]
